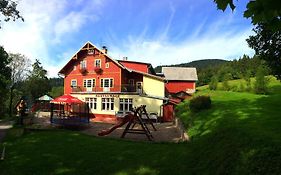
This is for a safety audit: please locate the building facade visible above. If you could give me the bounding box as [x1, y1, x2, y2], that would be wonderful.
[59, 42, 197, 123]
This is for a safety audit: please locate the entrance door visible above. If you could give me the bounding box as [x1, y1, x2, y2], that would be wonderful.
[136, 82, 142, 94]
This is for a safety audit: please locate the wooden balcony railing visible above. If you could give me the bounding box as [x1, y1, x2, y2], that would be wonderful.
[71, 84, 143, 93]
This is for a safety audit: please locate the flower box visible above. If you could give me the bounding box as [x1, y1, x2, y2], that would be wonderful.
[94, 67, 103, 74]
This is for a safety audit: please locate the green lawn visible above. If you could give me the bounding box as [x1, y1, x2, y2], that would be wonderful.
[1, 78, 281, 175]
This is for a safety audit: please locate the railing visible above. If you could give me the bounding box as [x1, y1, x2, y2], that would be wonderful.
[71, 84, 143, 93]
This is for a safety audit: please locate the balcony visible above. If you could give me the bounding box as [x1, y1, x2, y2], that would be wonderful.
[71, 84, 143, 94]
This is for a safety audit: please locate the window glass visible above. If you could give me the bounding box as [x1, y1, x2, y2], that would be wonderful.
[85, 97, 97, 110]
[71, 80, 77, 87]
[95, 59, 101, 67]
[101, 98, 114, 111]
[119, 98, 133, 112]
[80, 60, 86, 69]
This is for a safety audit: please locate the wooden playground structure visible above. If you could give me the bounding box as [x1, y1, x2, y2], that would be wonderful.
[98, 105, 157, 141]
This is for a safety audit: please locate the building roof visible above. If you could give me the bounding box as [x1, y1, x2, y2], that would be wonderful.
[127, 69, 164, 81]
[162, 67, 198, 81]
[59, 41, 126, 74]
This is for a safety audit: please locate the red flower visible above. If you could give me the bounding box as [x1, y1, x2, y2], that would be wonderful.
[94, 67, 103, 74]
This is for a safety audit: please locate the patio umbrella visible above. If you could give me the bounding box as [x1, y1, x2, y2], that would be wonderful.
[37, 95, 53, 101]
[50, 94, 83, 104]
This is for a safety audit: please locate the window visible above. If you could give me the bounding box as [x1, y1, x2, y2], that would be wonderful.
[80, 60, 86, 69]
[105, 63, 109, 68]
[95, 59, 101, 67]
[85, 97, 97, 110]
[83, 79, 95, 88]
[119, 98, 133, 112]
[73, 66, 76, 70]
[101, 98, 114, 111]
[101, 78, 113, 88]
[129, 79, 134, 86]
[71, 79, 77, 87]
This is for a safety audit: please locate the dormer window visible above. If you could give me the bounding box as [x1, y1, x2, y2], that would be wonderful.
[95, 59, 101, 68]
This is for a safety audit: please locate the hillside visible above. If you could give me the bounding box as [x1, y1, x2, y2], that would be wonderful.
[176, 77, 281, 174]
[154, 59, 228, 73]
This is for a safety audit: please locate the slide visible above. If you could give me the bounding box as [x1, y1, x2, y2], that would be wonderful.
[98, 113, 133, 136]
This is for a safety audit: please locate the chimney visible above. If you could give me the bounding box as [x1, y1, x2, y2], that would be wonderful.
[123, 56, 128, 61]
[102, 46, 107, 54]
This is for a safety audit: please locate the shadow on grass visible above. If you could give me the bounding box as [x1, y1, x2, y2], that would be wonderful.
[179, 91, 281, 174]
[1, 90, 281, 175]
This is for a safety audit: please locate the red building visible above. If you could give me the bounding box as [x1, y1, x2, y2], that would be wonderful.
[162, 67, 198, 94]
[58, 41, 197, 123]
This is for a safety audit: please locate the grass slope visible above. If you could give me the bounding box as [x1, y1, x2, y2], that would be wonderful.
[0, 78, 281, 175]
[177, 78, 281, 174]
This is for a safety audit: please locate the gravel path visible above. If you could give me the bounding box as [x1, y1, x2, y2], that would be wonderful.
[0, 120, 14, 143]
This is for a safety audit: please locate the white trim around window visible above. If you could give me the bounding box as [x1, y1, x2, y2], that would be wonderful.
[95, 59, 101, 67]
[71, 79, 77, 87]
[100, 78, 113, 88]
[101, 98, 114, 111]
[119, 98, 133, 113]
[85, 97, 97, 110]
[80, 60, 87, 69]
[83, 79, 96, 88]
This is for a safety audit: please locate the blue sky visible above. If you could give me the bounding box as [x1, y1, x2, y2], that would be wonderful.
[0, 0, 254, 77]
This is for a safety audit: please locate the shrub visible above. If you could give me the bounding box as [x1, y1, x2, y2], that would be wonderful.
[189, 95, 211, 113]
[254, 65, 269, 94]
[209, 75, 218, 90]
[222, 73, 231, 91]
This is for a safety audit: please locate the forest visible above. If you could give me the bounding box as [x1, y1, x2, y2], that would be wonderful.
[0, 51, 63, 118]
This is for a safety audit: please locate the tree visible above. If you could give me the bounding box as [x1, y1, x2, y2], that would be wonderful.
[26, 59, 50, 103]
[0, 0, 23, 28]
[222, 73, 231, 91]
[8, 53, 31, 117]
[49, 86, 64, 98]
[254, 65, 269, 94]
[214, 0, 281, 30]
[209, 75, 218, 90]
[0, 46, 11, 116]
[247, 24, 281, 80]
[214, 0, 281, 79]
[244, 70, 252, 92]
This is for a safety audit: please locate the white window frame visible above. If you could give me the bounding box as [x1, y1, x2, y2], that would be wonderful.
[101, 98, 114, 111]
[119, 98, 133, 113]
[73, 65, 76, 70]
[80, 60, 87, 69]
[83, 79, 96, 88]
[71, 79, 77, 87]
[105, 63, 109, 68]
[101, 78, 113, 88]
[85, 97, 97, 110]
[95, 59, 101, 67]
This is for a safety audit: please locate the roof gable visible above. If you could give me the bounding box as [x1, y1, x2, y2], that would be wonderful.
[59, 41, 125, 74]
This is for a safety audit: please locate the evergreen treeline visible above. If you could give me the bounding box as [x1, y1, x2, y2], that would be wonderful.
[154, 55, 266, 87]
[154, 59, 228, 73]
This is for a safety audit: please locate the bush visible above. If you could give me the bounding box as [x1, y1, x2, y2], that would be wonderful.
[189, 95, 211, 113]
[254, 66, 269, 94]
[209, 75, 218, 90]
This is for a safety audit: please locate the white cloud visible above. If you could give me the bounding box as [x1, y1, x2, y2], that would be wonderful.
[110, 27, 255, 67]
[0, 0, 103, 77]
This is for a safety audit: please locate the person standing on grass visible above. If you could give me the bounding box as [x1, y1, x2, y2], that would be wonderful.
[17, 99, 27, 125]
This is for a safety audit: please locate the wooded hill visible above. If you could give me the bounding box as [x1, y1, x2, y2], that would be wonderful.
[154, 59, 228, 73]
[154, 55, 265, 86]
